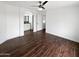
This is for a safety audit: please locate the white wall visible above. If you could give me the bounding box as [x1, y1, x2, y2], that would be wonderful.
[0, 3, 6, 43]
[33, 14, 37, 32]
[6, 5, 25, 39]
[46, 6, 79, 42]
[36, 11, 46, 31]
[0, 3, 25, 44]
[19, 8, 25, 36]
[6, 5, 20, 39]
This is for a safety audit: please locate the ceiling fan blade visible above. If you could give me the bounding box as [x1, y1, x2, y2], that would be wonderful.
[42, 7, 45, 9]
[42, 1, 48, 6]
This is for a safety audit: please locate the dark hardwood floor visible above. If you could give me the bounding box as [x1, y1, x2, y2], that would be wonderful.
[0, 30, 79, 57]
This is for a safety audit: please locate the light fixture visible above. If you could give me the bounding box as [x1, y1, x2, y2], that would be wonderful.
[38, 7, 43, 11]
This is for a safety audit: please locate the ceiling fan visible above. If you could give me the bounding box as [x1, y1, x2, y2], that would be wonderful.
[32, 1, 48, 10]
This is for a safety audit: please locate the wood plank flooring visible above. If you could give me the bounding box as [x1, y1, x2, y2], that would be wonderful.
[0, 30, 79, 57]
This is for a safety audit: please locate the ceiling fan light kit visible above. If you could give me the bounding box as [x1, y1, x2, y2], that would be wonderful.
[38, 7, 43, 11]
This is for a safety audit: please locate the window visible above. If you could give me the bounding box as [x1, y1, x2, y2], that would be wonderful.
[24, 16, 29, 24]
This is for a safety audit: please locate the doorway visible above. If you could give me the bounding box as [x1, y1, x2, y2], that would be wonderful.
[42, 14, 46, 32]
[24, 11, 34, 34]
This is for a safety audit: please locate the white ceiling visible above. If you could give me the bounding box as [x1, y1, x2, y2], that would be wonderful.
[46, 1, 79, 8]
[2, 1, 38, 9]
[1, 1, 79, 9]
